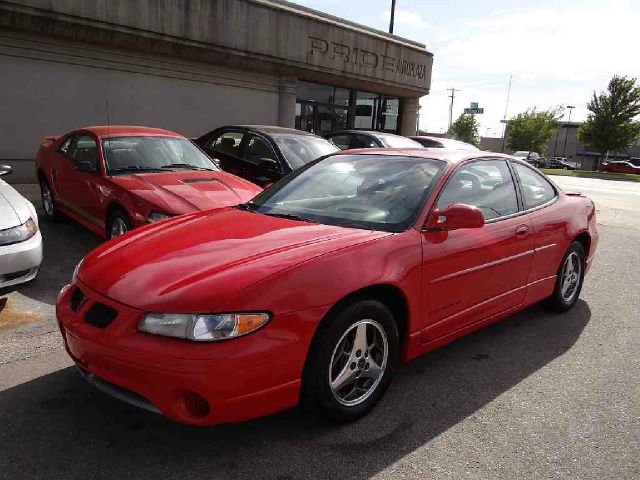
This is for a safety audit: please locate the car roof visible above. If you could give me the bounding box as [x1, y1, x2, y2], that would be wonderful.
[231, 125, 319, 136]
[326, 130, 404, 137]
[79, 126, 184, 138]
[333, 148, 513, 166]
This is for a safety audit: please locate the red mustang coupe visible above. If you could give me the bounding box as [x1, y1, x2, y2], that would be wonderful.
[57, 149, 598, 426]
[36, 126, 262, 238]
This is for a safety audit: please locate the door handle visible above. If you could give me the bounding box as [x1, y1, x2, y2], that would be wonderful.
[515, 225, 529, 236]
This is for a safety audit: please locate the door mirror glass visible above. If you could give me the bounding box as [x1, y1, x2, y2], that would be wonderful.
[427, 203, 485, 230]
[0, 165, 12, 177]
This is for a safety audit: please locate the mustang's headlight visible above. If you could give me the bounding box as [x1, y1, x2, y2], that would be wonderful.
[146, 211, 175, 223]
[0, 218, 38, 246]
[138, 312, 270, 341]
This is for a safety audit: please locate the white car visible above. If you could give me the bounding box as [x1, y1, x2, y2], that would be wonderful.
[0, 165, 42, 288]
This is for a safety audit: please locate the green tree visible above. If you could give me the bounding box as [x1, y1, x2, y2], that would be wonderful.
[448, 113, 480, 147]
[578, 75, 640, 167]
[506, 107, 562, 155]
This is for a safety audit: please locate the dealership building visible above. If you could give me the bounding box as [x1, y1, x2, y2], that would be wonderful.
[0, 0, 433, 182]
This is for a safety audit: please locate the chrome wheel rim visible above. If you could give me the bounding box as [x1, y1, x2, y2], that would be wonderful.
[110, 218, 128, 238]
[41, 184, 54, 216]
[561, 252, 582, 302]
[329, 319, 388, 407]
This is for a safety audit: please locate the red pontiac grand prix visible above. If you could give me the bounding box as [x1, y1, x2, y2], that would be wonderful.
[36, 126, 262, 238]
[57, 149, 598, 425]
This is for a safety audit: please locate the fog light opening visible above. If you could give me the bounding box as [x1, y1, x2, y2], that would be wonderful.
[182, 390, 211, 419]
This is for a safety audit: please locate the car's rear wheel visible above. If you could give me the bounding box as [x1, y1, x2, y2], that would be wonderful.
[39, 178, 63, 221]
[107, 210, 132, 239]
[545, 241, 585, 312]
[301, 299, 399, 423]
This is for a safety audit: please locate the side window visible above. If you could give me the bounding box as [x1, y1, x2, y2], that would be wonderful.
[513, 163, 556, 209]
[59, 136, 73, 157]
[437, 160, 519, 221]
[327, 134, 351, 150]
[244, 135, 277, 165]
[351, 134, 378, 149]
[210, 131, 244, 156]
[72, 135, 99, 171]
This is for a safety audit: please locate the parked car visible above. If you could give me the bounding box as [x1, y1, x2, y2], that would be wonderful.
[601, 160, 640, 174]
[547, 157, 577, 170]
[35, 126, 262, 239]
[0, 165, 42, 289]
[324, 130, 423, 150]
[193, 125, 339, 186]
[57, 149, 598, 426]
[512, 151, 543, 167]
[409, 135, 479, 151]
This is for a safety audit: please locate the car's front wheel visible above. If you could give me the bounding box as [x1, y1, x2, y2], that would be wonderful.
[107, 210, 132, 239]
[301, 299, 399, 423]
[545, 241, 586, 312]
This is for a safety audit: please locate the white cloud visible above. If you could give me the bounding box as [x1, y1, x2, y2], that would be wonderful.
[380, 10, 428, 28]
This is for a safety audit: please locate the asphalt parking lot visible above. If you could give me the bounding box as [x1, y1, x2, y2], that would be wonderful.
[1, 177, 638, 480]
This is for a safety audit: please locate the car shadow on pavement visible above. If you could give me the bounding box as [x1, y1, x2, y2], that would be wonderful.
[0, 300, 591, 480]
[0, 210, 101, 305]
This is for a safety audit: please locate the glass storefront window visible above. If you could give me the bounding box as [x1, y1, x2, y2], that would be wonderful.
[298, 81, 350, 106]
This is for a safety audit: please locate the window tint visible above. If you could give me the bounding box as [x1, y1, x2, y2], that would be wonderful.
[351, 134, 378, 149]
[244, 135, 276, 164]
[327, 134, 351, 150]
[513, 163, 556, 209]
[437, 160, 519, 220]
[210, 131, 244, 156]
[69, 135, 98, 171]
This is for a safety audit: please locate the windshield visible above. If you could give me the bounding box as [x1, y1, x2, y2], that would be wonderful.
[273, 134, 339, 169]
[102, 136, 217, 173]
[244, 154, 446, 232]
[376, 134, 423, 149]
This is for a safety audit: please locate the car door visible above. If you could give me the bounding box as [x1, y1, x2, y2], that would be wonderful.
[57, 134, 105, 226]
[241, 134, 283, 185]
[199, 130, 247, 178]
[420, 159, 534, 341]
[49, 135, 76, 206]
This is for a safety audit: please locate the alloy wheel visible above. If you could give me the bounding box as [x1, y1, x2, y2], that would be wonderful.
[561, 251, 582, 302]
[329, 319, 388, 407]
[41, 183, 54, 217]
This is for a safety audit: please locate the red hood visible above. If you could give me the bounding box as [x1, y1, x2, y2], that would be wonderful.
[110, 171, 261, 214]
[78, 208, 390, 312]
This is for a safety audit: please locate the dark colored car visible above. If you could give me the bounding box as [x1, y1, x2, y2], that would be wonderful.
[324, 130, 423, 150]
[193, 125, 339, 186]
[547, 157, 577, 170]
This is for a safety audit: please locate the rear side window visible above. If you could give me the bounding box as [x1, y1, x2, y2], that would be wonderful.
[327, 134, 351, 150]
[513, 163, 556, 209]
[210, 131, 244, 156]
[437, 160, 519, 220]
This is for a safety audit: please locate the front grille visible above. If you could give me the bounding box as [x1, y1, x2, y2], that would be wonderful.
[70, 287, 85, 311]
[84, 302, 118, 328]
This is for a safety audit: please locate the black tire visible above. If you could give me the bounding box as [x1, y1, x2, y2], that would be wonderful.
[545, 241, 586, 312]
[301, 299, 400, 423]
[39, 177, 63, 221]
[106, 210, 132, 239]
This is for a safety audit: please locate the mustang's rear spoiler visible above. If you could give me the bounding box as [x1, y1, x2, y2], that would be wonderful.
[41, 135, 59, 146]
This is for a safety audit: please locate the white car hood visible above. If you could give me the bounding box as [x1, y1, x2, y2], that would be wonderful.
[0, 179, 33, 229]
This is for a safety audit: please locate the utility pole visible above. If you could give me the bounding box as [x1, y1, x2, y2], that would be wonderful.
[501, 75, 513, 153]
[389, 0, 396, 33]
[447, 87, 460, 130]
[562, 105, 575, 157]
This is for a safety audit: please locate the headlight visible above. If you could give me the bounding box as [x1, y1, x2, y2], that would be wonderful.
[0, 218, 38, 246]
[138, 312, 270, 341]
[146, 211, 175, 223]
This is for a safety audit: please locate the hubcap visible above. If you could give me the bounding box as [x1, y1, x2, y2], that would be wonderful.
[561, 251, 582, 302]
[329, 319, 388, 407]
[41, 184, 53, 216]
[110, 218, 128, 239]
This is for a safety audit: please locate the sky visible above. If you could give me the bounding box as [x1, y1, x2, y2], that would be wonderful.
[294, 0, 640, 137]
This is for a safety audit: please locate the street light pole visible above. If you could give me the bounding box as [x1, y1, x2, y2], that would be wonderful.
[389, 0, 396, 33]
[562, 105, 575, 157]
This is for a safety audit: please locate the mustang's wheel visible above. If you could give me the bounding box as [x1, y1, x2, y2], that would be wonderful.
[39, 178, 62, 221]
[107, 210, 132, 239]
[546, 241, 585, 312]
[302, 299, 399, 423]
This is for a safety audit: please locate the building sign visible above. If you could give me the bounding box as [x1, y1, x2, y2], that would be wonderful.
[308, 36, 428, 81]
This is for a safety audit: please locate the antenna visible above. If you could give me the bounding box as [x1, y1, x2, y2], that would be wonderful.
[105, 98, 110, 136]
[447, 87, 461, 130]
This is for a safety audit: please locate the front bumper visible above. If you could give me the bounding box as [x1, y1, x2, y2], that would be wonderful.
[56, 280, 326, 426]
[0, 231, 42, 288]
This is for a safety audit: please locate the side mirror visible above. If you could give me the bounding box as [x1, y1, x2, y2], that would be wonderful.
[426, 203, 485, 231]
[0, 165, 12, 177]
[76, 161, 97, 173]
[258, 158, 280, 178]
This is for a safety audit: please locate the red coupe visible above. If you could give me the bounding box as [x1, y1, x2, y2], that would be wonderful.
[36, 126, 262, 238]
[57, 149, 598, 426]
[601, 160, 640, 174]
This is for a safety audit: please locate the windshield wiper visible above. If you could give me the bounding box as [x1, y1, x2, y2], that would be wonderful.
[262, 212, 318, 223]
[109, 166, 165, 174]
[161, 163, 213, 171]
